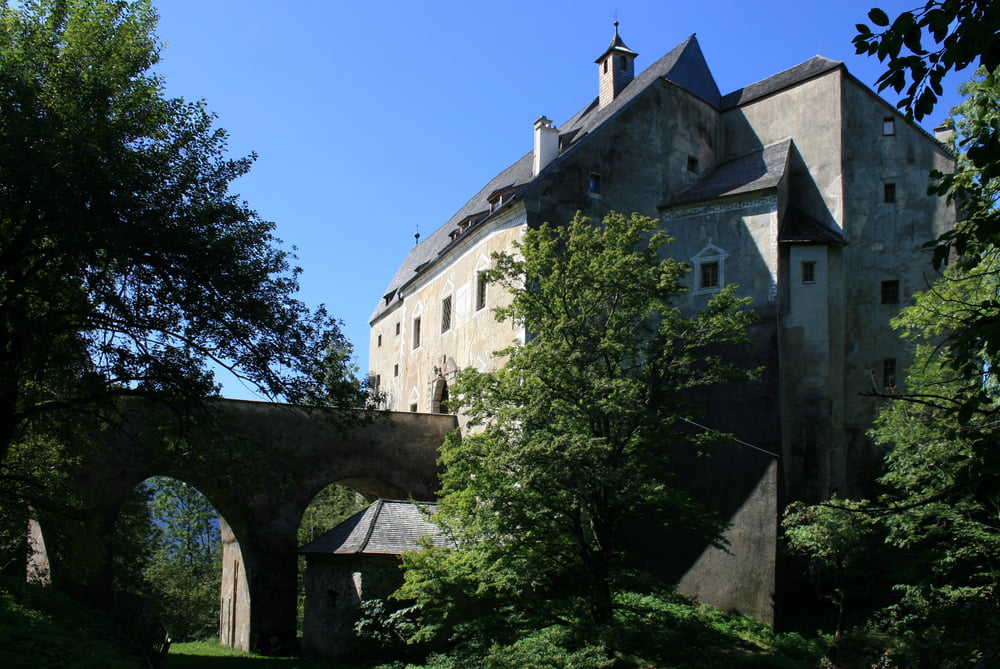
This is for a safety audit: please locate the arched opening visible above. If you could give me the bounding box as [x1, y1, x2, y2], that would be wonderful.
[111, 476, 226, 643]
[431, 378, 450, 414]
[296, 482, 368, 640]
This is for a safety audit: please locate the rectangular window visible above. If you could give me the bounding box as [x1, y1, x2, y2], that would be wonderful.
[687, 156, 699, 173]
[700, 261, 719, 290]
[409, 402, 418, 413]
[589, 173, 601, 194]
[393, 363, 399, 377]
[884, 183, 896, 203]
[801, 261, 816, 284]
[883, 358, 897, 389]
[377, 334, 382, 347]
[412, 317, 421, 349]
[441, 296, 452, 333]
[881, 279, 900, 304]
[476, 272, 487, 311]
[370, 374, 381, 391]
[883, 117, 895, 136]
[395, 322, 400, 336]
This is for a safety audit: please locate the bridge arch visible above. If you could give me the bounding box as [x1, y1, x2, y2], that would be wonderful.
[34, 399, 454, 654]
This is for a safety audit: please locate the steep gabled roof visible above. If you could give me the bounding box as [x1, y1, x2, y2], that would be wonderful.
[561, 34, 721, 142]
[720, 56, 841, 109]
[297, 499, 448, 556]
[664, 138, 793, 208]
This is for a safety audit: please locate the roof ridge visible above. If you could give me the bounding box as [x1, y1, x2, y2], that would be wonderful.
[721, 55, 842, 109]
[357, 499, 384, 553]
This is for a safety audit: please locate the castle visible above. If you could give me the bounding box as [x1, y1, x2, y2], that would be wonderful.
[366, 27, 955, 622]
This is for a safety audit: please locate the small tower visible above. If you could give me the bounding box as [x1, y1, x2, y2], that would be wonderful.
[595, 22, 638, 108]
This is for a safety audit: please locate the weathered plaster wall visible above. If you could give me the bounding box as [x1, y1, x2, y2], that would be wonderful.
[302, 554, 400, 658]
[724, 70, 844, 230]
[369, 207, 526, 416]
[526, 80, 721, 228]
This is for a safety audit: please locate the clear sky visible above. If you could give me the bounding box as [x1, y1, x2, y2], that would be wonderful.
[150, 0, 966, 400]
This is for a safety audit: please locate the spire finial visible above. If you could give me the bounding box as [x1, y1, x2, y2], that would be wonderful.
[414, 225, 420, 245]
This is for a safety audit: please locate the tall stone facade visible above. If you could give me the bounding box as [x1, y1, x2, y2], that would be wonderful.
[367, 29, 955, 622]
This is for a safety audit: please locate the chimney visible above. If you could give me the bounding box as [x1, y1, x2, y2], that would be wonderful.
[533, 116, 559, 176]
[934, 123, 955, 147]
[595, 22, 638, 108]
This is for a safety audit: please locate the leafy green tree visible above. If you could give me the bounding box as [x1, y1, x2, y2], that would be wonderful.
[854, 1, 1000, 122]
[140, 477, 221, 642]
[0, 0, 361, 487]
[398, 212, 758, 653]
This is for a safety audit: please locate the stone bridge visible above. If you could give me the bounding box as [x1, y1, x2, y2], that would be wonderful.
[31, 398, 455, 653]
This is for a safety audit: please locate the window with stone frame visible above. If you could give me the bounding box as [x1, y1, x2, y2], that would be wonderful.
[412, 316, 421, 349]
[441, 296, 452, 333]
[801, 261, 816, 284]
[476, 272, 487, 311]
[692, 244, 728, 294]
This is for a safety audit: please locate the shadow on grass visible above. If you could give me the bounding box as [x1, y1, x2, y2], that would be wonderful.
[164, 641, 358, 669]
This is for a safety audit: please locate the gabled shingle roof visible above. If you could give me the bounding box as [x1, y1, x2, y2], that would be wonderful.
[720, 56, 841, 109]
[297, 499, 449, 556]
[664, 138, 793, 208]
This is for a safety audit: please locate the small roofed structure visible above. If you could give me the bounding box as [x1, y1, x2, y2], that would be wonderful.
[297, 499, 447, 658]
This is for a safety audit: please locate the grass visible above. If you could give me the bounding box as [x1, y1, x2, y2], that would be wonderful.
[165, 640, 358, 668]
[0, 578, 141, 669]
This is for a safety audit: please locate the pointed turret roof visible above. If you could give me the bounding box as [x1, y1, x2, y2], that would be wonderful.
[595, 22, 638, 63]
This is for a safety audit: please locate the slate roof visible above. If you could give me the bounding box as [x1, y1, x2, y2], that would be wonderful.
[720, 56, 842, 109]
[665, 138, 793, 208]
[779, 207, 848, 246]
[370, 36, 847, 323]
[297, 499, 449, 556]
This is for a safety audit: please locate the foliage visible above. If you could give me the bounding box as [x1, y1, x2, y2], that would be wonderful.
[398, 211, 758, 649]
[298, 484, 367, 546]
[0, 577, 142, 668]
[853, 1, 1000, 122]
[140, 477, 222, 642]
[374, 591, 824, 669]
[0, 0, 362, 496]
[783, 254, 1000, 667]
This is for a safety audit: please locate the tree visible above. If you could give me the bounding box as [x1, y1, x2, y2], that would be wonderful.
[785, 253, 1000, 665]
[136, 477, 221, 641]
[854, 1, 1000, 122]
[0, 0, 362, 487]
[398, 212, 757, 652]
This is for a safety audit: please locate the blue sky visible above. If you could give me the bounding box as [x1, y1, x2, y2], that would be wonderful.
[150, 1, 966, 400]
